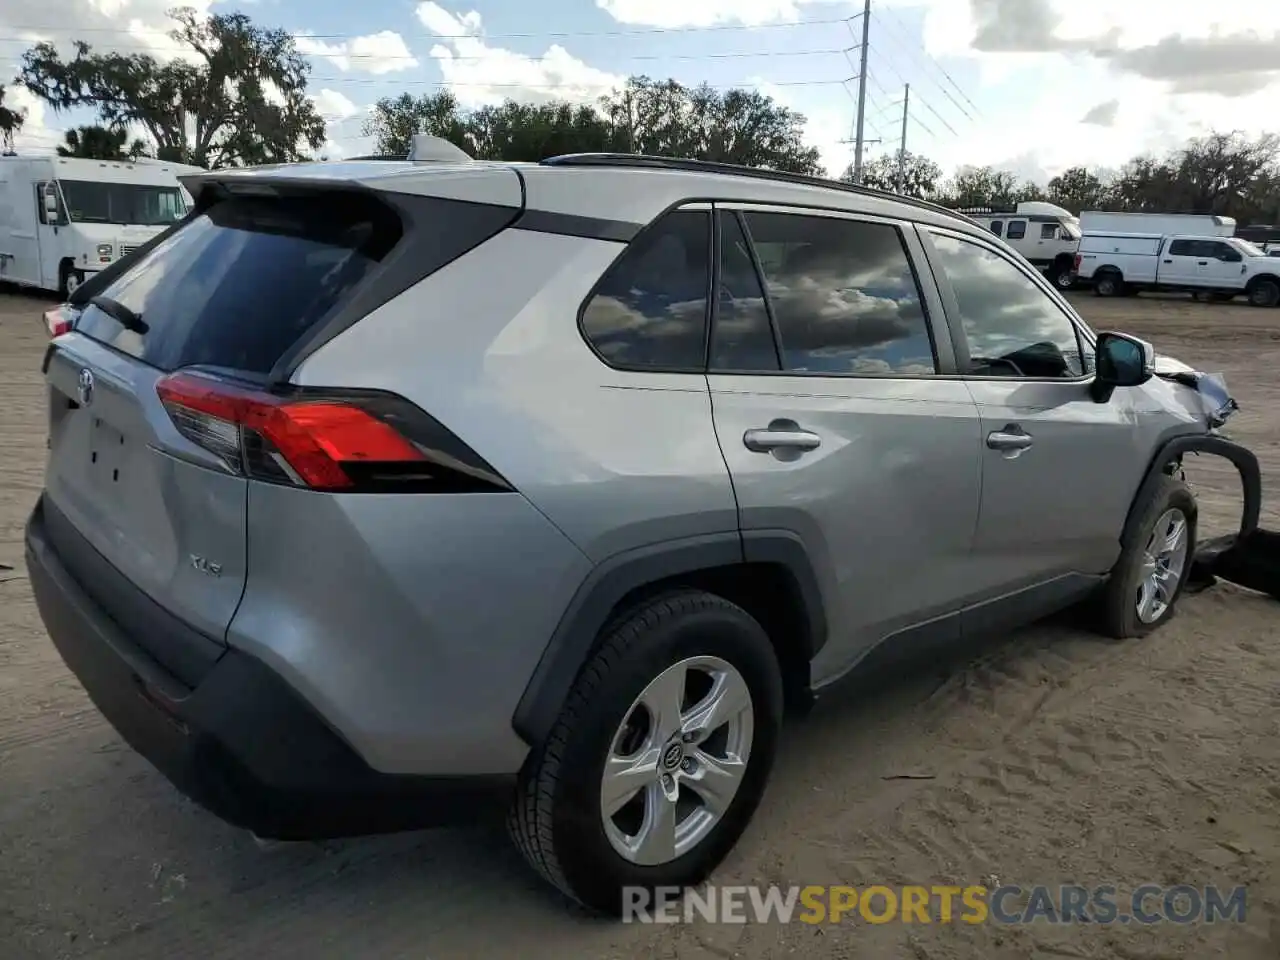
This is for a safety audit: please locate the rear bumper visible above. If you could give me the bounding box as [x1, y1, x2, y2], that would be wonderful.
[25, 497, 515, 840]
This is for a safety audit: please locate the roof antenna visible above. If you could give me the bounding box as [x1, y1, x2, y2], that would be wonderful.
[408, 134, 472, 163]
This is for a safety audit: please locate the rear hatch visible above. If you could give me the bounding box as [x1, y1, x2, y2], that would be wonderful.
[43, 173, 521, 684]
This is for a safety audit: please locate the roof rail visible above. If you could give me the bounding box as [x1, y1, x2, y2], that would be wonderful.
[539, 153, 976, 226]
[953, 205, 1016, 215]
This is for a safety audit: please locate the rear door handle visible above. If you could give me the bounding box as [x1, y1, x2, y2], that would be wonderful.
[1198, 260, 1209, 266]
[743, 422, 821, 453]
[986, 426, 1034, 452]
[1163, 259, 1173, 263]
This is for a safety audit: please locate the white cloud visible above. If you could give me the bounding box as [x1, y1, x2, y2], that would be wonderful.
[311, 88, 360, 122]
[5, 85, 62, 153]
[594, 0, 803, 29]
[416, 2, 625, 107]
[295, 30, 419, 75]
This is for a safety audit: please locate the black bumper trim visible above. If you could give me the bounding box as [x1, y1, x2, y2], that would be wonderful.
[26, 497, 515, 840]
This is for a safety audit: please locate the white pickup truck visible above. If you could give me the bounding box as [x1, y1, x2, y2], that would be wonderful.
[1075, 232, 1280, 307]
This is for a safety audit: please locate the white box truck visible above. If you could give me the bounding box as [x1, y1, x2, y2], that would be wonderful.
[1079, 211, 1236, 239]
[0, 155, 196, 297]
[955, 200, 1081, 289]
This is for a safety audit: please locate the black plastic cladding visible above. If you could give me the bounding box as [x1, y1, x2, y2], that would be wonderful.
[539, 153, 982, 228]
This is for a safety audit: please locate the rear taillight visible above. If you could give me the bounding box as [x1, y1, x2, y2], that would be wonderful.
[155, 370, 510, 494]
[1072, 253, 1082, 271]
[44, 305, 75, 338]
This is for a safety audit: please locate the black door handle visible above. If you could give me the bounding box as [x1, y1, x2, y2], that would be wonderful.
[1198, 261, 1209, 265]
[1163, 259, 1173, 263]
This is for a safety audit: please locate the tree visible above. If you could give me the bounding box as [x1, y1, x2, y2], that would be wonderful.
[363, 91, 471, 157]
[364, 77, 821, 173]
[0, 83, 25, 152]
[57, 124, 148, 160]
[465, 101, 613, 161]
[19, 7, 325, 167]
[1046, 166, 1108, 214]
[842, 150, 942, 198]
[599, 77, 822, 174]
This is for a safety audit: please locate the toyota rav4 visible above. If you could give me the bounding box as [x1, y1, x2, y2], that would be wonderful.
[26, 145, 1260, 916]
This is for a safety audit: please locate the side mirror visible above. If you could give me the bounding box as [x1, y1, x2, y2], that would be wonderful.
[42, 188, 60, 221]
[1091, 331, 1154, 403]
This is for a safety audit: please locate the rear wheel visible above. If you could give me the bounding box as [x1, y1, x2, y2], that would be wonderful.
[1247, 278, 1280, 308]
[1097, 475, 1197, 639]
[508, 590, 784, 916]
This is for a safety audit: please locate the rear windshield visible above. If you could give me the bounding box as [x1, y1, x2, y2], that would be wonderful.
[74, 191, 403, 374]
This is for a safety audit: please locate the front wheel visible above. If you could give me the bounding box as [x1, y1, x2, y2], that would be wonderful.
[1051, 266, 1075, 290]
[1097, 475, 1197, 639]
[59, 265, 83, 299]
[1094, 273, 1121, 297]
[509, 590, 784, 916]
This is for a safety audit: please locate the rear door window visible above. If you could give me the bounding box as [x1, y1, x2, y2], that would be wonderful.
[74, 191, 414, 375]
[580, 209, 711, 370]
[1006, 220, 1027, 240]
[740, 211, 937, 376]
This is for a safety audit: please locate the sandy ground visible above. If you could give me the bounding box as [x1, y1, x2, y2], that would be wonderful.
[1, 289, 1279, 960]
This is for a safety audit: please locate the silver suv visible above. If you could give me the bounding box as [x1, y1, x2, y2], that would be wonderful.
[26, 147, 1256, 916]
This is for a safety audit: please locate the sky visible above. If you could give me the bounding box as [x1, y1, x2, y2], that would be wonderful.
[2, 0, 1279, 182]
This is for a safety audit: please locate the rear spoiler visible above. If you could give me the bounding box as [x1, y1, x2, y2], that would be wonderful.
[179, 136, 477, 206]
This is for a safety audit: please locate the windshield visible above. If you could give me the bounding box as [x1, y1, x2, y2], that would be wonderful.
[1061, 220, 1081, 240]
[58, 180, 188, 226]
[1234, 238, 1265, 257]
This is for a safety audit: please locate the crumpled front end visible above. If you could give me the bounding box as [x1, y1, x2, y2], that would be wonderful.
[1151, 360, 1280, 601]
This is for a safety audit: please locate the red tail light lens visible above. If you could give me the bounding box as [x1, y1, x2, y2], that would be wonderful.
[44, 305, 75, 338]
[1072, 254, 1082, 271]
[155, 371, 509, 494]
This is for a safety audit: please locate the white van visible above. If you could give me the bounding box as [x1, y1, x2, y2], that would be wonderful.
[955, 200, 1081, 289]
[0, 155, 194, 297]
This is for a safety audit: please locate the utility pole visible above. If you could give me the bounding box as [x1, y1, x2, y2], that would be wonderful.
[624, 89, 635, 153]
[897, 84, 909, 193]
[851, 0, 871, 183]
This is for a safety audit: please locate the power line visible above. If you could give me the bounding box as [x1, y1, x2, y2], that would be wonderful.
[305, 76, 854, 89]
[0, 37, 857, 64]
[0, 16, 855, 42]
[872, 6, 980, 120]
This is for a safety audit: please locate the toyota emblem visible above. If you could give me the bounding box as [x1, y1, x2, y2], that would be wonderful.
[77, 368, 95, 407]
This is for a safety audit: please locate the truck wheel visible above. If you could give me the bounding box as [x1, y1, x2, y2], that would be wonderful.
[1055, 270, 1076, 291]
[1246, 278, 1280, 308]
[59, 265, 83, 300]
[509, 590, 783, 917]
[1097, 475, 1197, 639]
[1094, 273, 1121, 297]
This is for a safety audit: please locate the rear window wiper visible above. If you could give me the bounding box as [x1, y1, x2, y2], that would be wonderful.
[90, 296, 149, 335]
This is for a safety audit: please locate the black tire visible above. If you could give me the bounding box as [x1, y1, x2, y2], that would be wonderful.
[58, 264, 81, 300]
[1247, 278, 1280, 308]
[508, 590, 784, 916]
[1094, 272, 1121, 297]
[1097, 475, 1197, 639]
